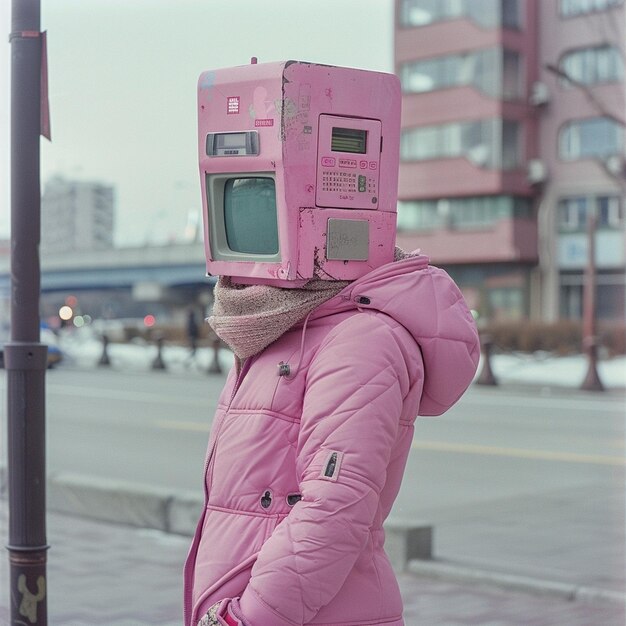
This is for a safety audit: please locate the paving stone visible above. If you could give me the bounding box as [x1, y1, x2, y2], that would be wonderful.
[1, 506, 624, 626]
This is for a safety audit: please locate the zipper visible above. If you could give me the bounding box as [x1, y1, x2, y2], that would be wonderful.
[324, 452, 338, 477]
[228, 357, 252, 409]
[204, 357, 253, 496]
[184, 357, 253, 625]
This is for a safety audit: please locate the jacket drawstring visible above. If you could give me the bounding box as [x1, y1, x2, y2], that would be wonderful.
[277, 294, 372, 379]
[277, 309, 314, 380]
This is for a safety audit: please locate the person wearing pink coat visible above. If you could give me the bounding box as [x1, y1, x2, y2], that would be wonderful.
[186, 60, 479, 625]
[184, 250, 479, 626]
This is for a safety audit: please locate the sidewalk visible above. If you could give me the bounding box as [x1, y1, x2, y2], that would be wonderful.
[426, 481, 626, 595]
[0, 507, 624, 626]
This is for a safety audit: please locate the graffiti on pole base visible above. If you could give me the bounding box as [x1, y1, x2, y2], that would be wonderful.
[18, 575, 46, 624]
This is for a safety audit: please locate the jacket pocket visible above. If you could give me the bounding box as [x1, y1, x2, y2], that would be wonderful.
[191, 507, 268, 625]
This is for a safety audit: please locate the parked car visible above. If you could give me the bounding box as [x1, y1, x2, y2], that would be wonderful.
[0, 325, 63, 369]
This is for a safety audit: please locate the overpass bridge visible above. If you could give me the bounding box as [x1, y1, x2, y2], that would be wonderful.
[0, 243, 217, 324]
[0, 243, 215, 293]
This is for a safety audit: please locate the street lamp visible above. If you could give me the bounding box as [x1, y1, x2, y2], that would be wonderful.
[7, 0, 49, 624]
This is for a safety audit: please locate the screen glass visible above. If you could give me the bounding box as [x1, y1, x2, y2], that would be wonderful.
[221, 133, 247, 148]
[224, 178, 279, 254]
[331, 127, 368, 154]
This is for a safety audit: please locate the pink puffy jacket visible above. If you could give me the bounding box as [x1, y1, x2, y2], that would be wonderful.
[184, 255, 480, 626]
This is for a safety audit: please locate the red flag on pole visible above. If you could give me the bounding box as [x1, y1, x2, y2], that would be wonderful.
[40, 30, 51, 140]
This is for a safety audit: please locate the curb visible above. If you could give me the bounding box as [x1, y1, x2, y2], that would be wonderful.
[47, 472, 203, 536]
[1, 467, 624, 607]
[408, 559, 626, 607]
[0, 465, 204, 537]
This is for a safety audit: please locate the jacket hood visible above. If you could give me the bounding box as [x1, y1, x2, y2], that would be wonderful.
[313, 254, 480, 416]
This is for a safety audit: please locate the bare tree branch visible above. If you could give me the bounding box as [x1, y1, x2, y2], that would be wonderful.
[544, 63, 626, 128]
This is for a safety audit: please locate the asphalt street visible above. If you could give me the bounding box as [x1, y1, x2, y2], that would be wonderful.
[0, 363, 624, 593]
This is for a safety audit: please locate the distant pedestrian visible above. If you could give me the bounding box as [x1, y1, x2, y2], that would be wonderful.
[187, 308, 199, 358]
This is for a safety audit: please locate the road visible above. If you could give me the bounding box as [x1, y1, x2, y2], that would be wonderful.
[0, 365, 624, 590]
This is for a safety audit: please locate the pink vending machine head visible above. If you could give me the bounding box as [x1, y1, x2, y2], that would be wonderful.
[198, 60, 401, 287]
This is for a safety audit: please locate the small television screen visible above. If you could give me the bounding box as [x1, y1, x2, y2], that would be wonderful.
[224, 178, 279, 254]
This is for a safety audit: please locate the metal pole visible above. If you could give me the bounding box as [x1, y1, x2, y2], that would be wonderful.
[7, 0, 49, 624]
[580, 208, 604, 392]
[476, 334, 497, 386]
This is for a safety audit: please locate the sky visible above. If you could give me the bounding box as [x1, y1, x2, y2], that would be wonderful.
[0, 0, 394, 246]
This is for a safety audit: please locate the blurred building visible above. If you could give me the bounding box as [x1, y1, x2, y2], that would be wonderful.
[394, 0, 625, 323]
[42, 176, 115, 254]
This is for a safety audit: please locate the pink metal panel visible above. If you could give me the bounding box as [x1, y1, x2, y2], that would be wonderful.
[315, 115, 382, 210]
[198, 61, 401, 286]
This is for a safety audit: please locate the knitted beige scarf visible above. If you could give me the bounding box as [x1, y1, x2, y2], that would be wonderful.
[208, 276, 350, 359]
[209, 249, 413, 360]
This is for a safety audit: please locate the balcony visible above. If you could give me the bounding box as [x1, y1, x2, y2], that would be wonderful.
[399, 157, 533, 198]
[397, 217, 538, 264]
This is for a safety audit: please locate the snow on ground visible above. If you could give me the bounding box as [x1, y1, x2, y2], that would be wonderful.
[483, 352, 625, 389]
[57, 326, 236, 375]
[55, 326, 625, 390]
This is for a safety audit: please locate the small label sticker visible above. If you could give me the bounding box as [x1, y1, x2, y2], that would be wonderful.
[255, 118, 274, 127]
[227, 96, 240, 115]
[339, 158, 357, 169]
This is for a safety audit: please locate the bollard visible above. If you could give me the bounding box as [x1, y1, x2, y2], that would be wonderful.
[384, 520, 433, 572]
[476, 334, 497, 386]
[580, 336, 604, 392]
[98, 334, 111, 366]
[152, 335, 167, 371]
[207, 337, 223, 375]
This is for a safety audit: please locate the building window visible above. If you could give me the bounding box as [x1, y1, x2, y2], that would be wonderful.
[559, 117, 624, 161]
[400, 0, 521, 28]
[557, 195, 623, 231]
[401, 119, 521, 169]
[501, 0, 521, 28]
[502, 121, 521, 169]
[400, 48, 522, 99]
[560, 46, 624, 85]
[559, 282, 582, 319]
[560, 273, 625, 321]
[502, 50, 523, 99]
[397, 200, 444, 230]
[598, 196, 623, 228]
[397, 195, 530, 231]
[489, 287, 524, 321]
[560, 0, 623, 17]
[558, 197, 589, 231]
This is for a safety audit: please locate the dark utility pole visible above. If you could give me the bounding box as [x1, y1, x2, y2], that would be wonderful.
[7, 0, 49, 624]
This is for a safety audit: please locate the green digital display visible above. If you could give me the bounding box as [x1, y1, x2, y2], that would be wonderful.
[331, 127, 367, 154]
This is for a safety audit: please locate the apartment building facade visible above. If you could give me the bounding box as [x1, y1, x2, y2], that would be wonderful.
[42, 176, 115, 254]
[394, 0, 625, 323]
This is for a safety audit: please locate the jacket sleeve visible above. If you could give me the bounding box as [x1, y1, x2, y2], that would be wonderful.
[235, 313, 419, 625]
